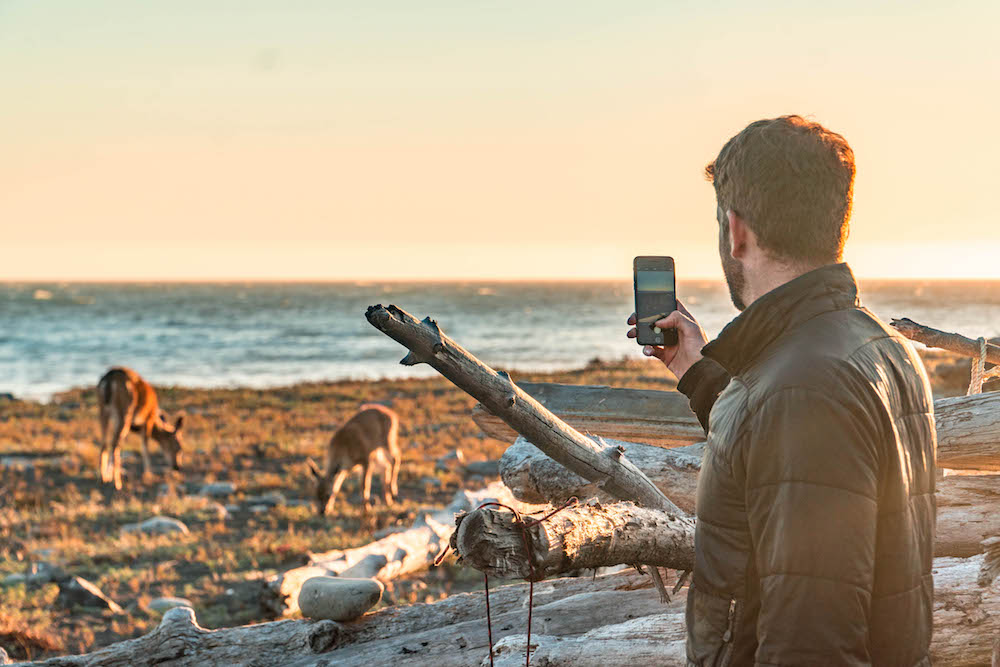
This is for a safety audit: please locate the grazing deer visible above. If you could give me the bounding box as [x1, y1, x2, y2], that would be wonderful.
[307, 404, 401, 515]
[97, 367, 184, 489]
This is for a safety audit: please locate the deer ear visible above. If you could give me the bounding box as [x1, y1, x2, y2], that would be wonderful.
[306, 458, 322, 479]
[174, 415, 185, 431]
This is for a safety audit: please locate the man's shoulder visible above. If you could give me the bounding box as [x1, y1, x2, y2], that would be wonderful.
[745, 306, 922, 406]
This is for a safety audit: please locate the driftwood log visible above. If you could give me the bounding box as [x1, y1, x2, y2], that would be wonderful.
[502, 436, 1000, 558]
[265, 481, 541, 615]
[23, 570, 668, 667]
[478, 382, 1000, 471]
[453, 500, 695, 579]
[487, 547, 1000, 667]
[25, 549, 1000, 667]
[472, 382, 702, 447]
[365, 304, 683, 515]
[891, 317, 1000, 364]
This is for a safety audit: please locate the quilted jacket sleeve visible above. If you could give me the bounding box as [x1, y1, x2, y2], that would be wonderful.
[742, 386, 881, 666]
[676, 357, 732, 433]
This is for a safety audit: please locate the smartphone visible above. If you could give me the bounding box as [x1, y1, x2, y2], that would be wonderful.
[633, 256, 677, 347]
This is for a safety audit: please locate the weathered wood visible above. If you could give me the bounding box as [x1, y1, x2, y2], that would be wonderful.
[477, 381, 1000, 470]
[935, 391, 1000, 470]
[472, 382, 702, 448]
[501, 437, 703, 513]
[891, 317, 1000, 364]
[488, 552, 1000, 667]
[265, 481, 542, 616]
[23, 570, 667, 667]
[504, 436, 1000, 557]
[23, 551, 1000, 667]
[18, 606, 342, 667]
[365, 304, 684, 515]
[452, 501, 695, 579]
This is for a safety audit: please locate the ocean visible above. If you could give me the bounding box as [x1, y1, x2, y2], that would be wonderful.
[2, 280, 999, 401]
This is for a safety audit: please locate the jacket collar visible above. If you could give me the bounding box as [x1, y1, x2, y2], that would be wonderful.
[702, 263, 861, 375]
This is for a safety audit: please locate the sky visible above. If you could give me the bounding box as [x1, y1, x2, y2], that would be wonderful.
[2, 1, 999, 281]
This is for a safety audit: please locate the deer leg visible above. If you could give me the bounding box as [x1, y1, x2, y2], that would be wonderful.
[384, 456, 399, 507]
[361, 463, 374, 512]
[323, 469, 350, 515]
[110, 418, 129, 490]
[140, 425, 154, 478]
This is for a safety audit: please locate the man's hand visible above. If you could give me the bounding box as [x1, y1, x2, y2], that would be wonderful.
[627, 300, 708, 380]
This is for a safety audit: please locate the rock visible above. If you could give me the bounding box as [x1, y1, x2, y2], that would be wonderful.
[25, 561, 66, 584]
[148, 596, 193, 613]
[3, 573, 26, 586]
[207, 502, 229, 520]
[248, 505, 270, 514]
[463, 460, 500, 477]
[244, 491, 286, 507]
[225, 504, 241, 513]
[121, 516, 190, 536]
[420, 476, 442, 488]
[298, 576, 384, 622]
[199, 481, 238, 498]
[56, 576, 124, 613]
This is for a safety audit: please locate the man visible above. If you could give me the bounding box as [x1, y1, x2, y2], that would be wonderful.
[628, 116, 935, 665]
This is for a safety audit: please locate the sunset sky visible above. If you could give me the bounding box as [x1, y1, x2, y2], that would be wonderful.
[2, 1, 999, 280]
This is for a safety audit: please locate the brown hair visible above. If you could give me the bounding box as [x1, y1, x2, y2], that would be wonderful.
[705, 115, 855, 265]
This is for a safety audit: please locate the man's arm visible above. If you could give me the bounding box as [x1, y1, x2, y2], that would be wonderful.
[676, 357, 731, 432]
[742, 386, 880, 665]
[628, 300, 723, 431]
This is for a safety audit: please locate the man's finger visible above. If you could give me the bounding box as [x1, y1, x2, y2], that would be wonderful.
[676, 300, 695, 319]
[655, 310, 693, 330]
[627, 328, 637, 339]
[627, 312, 636, 325]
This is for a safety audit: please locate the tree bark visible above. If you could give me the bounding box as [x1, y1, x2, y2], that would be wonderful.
[502, 436, 1000, 558]
[481, 382, 1000, 471]
[18, 606, 342, 667]
[365, 304, 685, 514]
[471, 382, 702, 448]
[891, 317, 1000, 364]
[452, 500, 695, 579]
[265, 481, 542, 616]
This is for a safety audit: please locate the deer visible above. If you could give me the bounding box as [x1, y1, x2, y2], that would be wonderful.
[307, 404, 401, 516]
[97, 367, 185, 489]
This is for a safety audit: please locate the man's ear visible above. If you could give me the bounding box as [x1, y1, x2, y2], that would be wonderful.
[727, 210, 750, 259]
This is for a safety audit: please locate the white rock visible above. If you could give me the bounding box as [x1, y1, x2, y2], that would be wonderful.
[121, 516, 190, 536]
[298, 576, 384, 622]
[148, 597, 193, 613]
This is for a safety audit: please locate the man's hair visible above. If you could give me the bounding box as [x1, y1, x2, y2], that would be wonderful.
[705, 115, 855, 266]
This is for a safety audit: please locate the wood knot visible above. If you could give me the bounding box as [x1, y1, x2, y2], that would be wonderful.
[308, 620, 342, 653]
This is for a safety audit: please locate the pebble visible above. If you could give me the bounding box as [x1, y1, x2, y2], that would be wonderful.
[121, 516, 190, 536]
[243, 491, 286, 507]
[148, 597, 193, 613]
[56, 576, 124, 613]
[199, 481, 238, 498]
[298, 576, 384, 622]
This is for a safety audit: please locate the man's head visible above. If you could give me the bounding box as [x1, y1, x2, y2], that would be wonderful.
[706, 115, 855, 309]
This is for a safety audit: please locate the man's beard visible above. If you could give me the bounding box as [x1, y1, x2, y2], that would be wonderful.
[720, 223, 747, 311]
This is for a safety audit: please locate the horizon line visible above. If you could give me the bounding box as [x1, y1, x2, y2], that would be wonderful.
[4, 274, 1000, 283]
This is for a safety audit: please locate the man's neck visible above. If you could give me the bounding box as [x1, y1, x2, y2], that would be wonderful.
[744, 261, 821, 307]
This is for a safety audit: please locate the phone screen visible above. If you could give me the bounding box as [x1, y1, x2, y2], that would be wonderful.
[634, 264, 676, 345]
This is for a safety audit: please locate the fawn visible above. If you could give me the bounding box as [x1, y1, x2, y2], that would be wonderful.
[307, 404, 401, 515]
